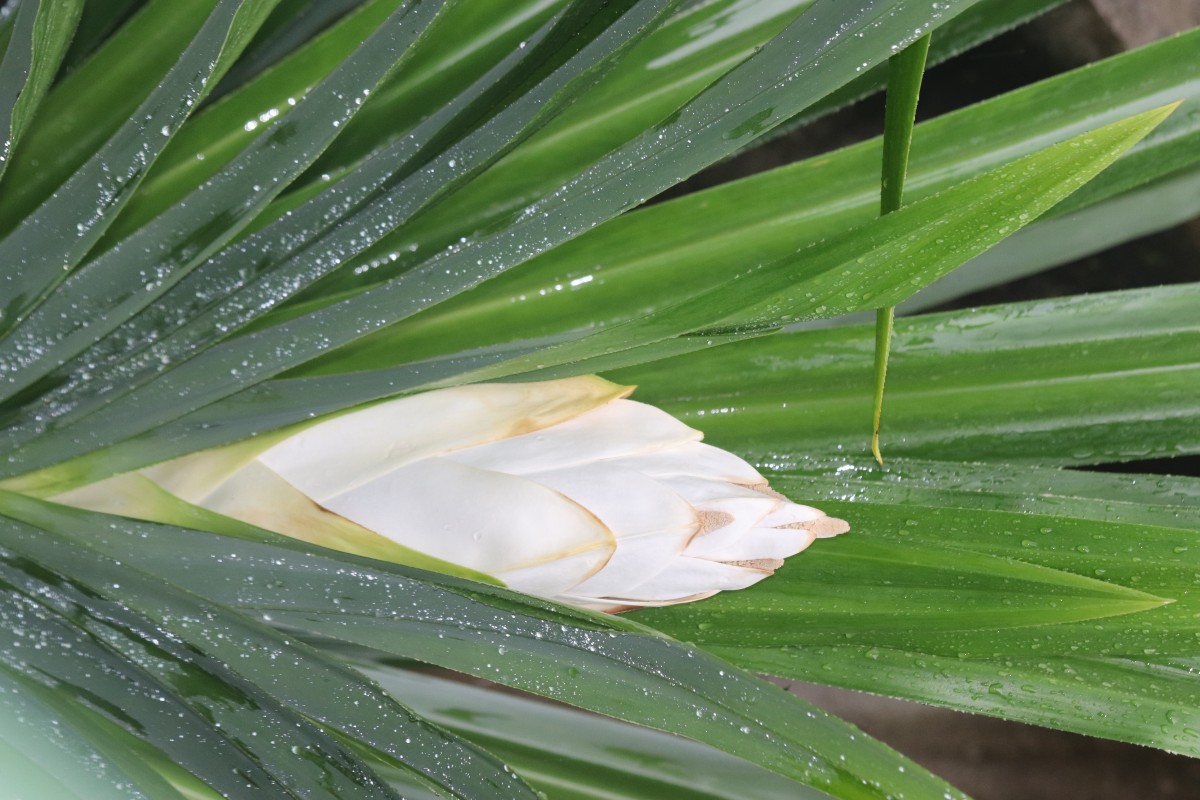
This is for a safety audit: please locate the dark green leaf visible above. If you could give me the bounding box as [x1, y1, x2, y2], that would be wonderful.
[0, 0, 83, 181]
[0, 490, 968, 800]
[0, 0, 449, 406]
[0, 503, 542, 800]
[0, 0, 280, 334]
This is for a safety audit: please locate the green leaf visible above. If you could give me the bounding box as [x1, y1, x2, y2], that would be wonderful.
[611, 283, 1200, 466]
[104, 0, 436, 243]
[634, 496, 1200, 758]
[872, 30, 931, 462]
[0, 0, 83, 181]
[0, 0, 685, 477]
[906, 165, 1200, 311]
[0, 0, 227, 234]
[10, 100, 1165, 488]
[0, 503, 545, 800]
[291, 27, 1200, 375]
[0, 490, 968, 800]
[0, 0, 281, 334]
[292, 101, 1170, 386]
[0, 0, 451, 406]
[767, 456, 1200, 531]
[0, 0, 1022, 482]
[0, 669, 187, 800]
[359, 662, 824, 800]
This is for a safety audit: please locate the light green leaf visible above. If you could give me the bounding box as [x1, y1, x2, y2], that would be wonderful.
[636, 497, 1200, 758]
[0, 669, 185, 800]
[906, 165, 1200, 311]
[612, 283, 1200, 466]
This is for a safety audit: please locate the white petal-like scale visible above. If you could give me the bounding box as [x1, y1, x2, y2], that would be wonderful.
[590, 556, 775, 607]
[261, 376, 628, 502]
[321, 457, 615, 586]
[602, 441, 766, 485]
[530, 462, 698, 598]
[445, 398, 701, 477]
[55, 377, 848, 613]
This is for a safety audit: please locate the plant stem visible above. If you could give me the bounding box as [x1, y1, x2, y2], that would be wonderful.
[872, 32, 931, 465]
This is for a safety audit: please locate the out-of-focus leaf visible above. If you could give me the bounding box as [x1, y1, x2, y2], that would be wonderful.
[611, 283, 1200, 467]
[208, 0, 365, 100]
[0, 669, 186, 800]
[0, 490, 969, 800]
[57, 0, 144, 73]
[359, 663, 824, 800]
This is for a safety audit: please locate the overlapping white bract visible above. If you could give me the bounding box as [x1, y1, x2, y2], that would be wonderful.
[59, 376, 847, 611]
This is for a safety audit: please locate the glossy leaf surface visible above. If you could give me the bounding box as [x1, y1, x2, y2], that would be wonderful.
[636, 487, 1200, 757]
[0, 491, 966, 800]
[613, 284, 1200, 466]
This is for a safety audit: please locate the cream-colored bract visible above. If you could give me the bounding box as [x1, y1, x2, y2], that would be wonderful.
[56, 376, 848, 612]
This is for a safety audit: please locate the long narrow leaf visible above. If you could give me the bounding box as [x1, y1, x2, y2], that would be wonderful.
[0, 0, 279, 336]
[611, 283, 1200, 467]
[0, 0, 449, 404]
[635, 495, 1200, 757]
[0, 0, 684, 471]
[282, 27, 1200, 376]
[0, 490, 969, 800]
[0, 0, 990, 481]
[0, 506, 544, 800]
[0, 0, 82, 180]
[0, 0, 222, 231]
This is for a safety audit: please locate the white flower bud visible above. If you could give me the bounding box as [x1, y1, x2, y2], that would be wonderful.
[56, 376, 847, 612]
